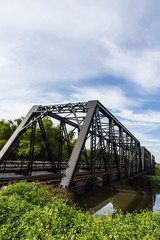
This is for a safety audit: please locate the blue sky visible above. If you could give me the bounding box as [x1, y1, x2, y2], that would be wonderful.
[0, 0, 160, 162]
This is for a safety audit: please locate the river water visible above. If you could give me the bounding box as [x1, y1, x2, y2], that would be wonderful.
[2, 172, 160, 215]
[78, 187, 160, 215]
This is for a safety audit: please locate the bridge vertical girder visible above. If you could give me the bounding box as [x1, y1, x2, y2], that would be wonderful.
[58, 120, 63, 171]
[28, 121, 36, 176]
[97, 109, 112, 183]
[60, 100, 97, 189]
[90, 115, 97, 186]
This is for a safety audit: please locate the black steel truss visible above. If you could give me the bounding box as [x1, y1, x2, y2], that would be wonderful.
[0, 100, 150, 190]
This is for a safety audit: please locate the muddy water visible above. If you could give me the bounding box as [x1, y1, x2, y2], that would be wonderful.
[78, 188, 160, 215]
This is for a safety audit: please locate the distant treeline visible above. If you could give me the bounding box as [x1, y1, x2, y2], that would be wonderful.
[0, 117, 76, 161]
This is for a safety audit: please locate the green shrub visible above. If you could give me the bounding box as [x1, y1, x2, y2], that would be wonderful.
[155, 164, 160, 176]
[0, 181, 73, 206]
[0, 181, 160, 239]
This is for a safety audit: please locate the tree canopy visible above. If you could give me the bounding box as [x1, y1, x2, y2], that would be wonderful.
[0, 117, 75, 162]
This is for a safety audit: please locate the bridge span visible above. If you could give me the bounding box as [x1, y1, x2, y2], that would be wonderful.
[0, 100, 155, 194]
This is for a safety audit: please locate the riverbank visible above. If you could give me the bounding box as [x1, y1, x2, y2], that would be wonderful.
[0, 181, 160, 239]
[110, 174, 153, 195]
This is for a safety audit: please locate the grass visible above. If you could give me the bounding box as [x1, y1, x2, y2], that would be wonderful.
[0, 181, 160, 239]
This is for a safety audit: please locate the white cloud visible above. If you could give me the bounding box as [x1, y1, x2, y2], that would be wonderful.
[116, 109, 160, 123]
[0, 57, 11, 70]
[0, 0, 159, 91]
[70, 86, 136, 111]
[0, 89, 64, 120]
[101, 42, 160, 91]
[0, 1, 124, 35]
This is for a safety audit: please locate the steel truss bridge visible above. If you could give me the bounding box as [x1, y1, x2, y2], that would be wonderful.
[0, 100, 154, 193]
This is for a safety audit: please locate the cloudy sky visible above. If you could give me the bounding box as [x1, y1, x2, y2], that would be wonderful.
[0, 0, 160, 162]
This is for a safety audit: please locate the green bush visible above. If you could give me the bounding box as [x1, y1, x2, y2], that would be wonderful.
[148, 175, 160, 188]
[0, 181, 160, 239]
[155, 164, 160, 176]
[147, 165, 160, 188]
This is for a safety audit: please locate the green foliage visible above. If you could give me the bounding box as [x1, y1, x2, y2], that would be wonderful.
[0, 116, 76, 162]
[147, 175, 160, 188]
[0, 181, 160, 239]
[155, 164, 160, 176]
[0, 118, 22, 159]
[147, 165, 160, 189]
[16, 117, 61, 160]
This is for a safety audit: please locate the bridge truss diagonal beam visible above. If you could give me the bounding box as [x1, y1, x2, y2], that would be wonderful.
[0, 105, 40, 163]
